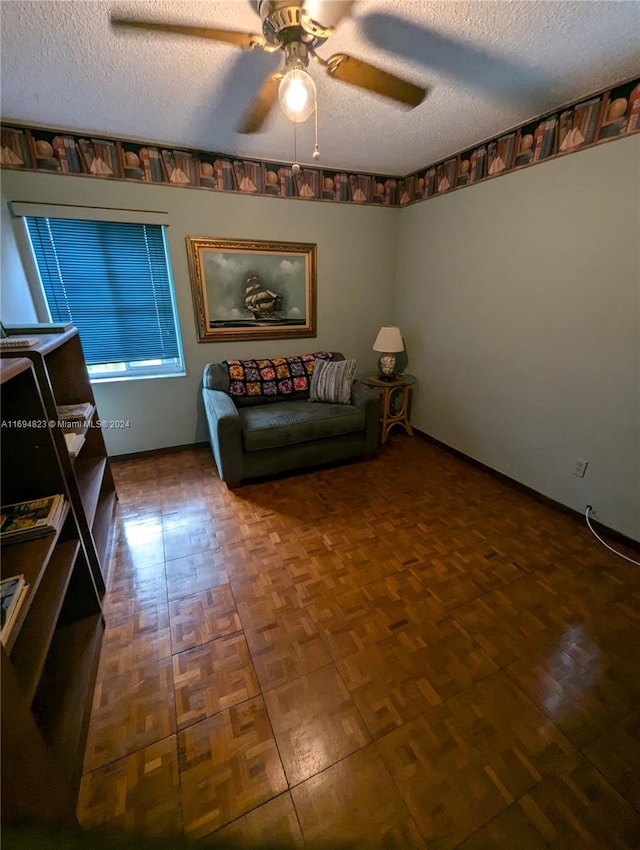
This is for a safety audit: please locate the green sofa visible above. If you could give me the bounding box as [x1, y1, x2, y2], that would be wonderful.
[202, 353, 380, 488]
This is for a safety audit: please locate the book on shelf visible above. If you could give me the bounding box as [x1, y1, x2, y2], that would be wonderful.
[0, 574, 29, 645]
[533, 116, 558, 161]
[353, 174, 372, 203]
[470, 146, 487, 182]
[295, 168, 320, 199]
[56, 402, 94, 422]
[161, 149, 198, 186]
[0, 494, 65, 543]
[78, 138, 118, 176]
[398, 175, 415, 205]
[1, 127, 33, 168]
[557, 97, 602, 152]
[423, 168, 436, 198]
[0, 336, 39, 349]
[64, 431, 86, 457]
[214, 158, 236, 191]
[277, 165, 295, 197]
[435, 159, 457, 193]
[384, 178, 398, 206]
[332, 173, 350, 202]
[1, 322, 73, 334]
[52, 135, 83, 174]
[232, 159, 264, 194]
[139, 147, 165, 182]
[487, 133, 516, 176]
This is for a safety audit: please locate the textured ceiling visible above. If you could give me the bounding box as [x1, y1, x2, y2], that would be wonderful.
[1, 1, 639, 175]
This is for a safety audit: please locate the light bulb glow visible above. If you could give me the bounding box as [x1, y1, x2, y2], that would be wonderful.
[278, 68, 317, 122]
[285, 78, 309, 113]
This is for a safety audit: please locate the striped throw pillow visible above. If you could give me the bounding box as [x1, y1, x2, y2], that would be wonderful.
[309, 358, 357, 404]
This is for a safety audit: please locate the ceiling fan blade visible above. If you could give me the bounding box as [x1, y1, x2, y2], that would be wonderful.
[360, 13, 553, 105]
[237, 73, 281, 134]
[110, 17, 264, 50]
[326, 54, 426, 107]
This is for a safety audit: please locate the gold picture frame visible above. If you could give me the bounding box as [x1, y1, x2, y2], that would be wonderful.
[186, 236, 317, 342]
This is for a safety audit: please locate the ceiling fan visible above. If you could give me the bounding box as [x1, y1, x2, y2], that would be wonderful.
[111, 0, 427, 134]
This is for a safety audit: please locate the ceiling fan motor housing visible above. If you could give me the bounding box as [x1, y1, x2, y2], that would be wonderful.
[258, 1, 328, 48]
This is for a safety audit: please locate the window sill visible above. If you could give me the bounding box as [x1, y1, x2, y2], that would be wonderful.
[90, 370, 187, 384]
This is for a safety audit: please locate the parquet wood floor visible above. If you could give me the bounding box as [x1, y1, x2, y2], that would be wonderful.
[77, 436, 640, 848]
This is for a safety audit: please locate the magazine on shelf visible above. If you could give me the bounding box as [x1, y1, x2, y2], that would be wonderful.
[57, 402, 94, 422]
[0, 574, 29, 645]
[0, 494, 65, 543]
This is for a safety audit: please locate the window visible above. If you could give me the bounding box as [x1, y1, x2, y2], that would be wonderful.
[24, 217, 184, 380]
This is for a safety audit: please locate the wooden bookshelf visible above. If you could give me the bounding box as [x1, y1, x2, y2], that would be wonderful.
[0, 345, 113, 827]
[3, 329, 117, 594]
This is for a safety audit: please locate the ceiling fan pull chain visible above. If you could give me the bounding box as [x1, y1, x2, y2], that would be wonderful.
[292, 120, 301, 173]
[313, 102, 320, 160]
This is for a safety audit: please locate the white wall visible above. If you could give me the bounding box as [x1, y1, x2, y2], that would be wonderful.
[394, 135, 640, 540]
[2, 136, 638, 539]
[1, 199, 38, 323]
[0, 170, 398, 454]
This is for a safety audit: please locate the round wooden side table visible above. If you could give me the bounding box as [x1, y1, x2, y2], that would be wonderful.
[357, 373, 416, 444]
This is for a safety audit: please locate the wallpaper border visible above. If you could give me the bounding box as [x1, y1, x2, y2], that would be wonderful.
[1, 75, 638, 208]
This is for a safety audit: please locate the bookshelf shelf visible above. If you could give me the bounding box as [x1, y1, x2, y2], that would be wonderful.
[0, 509, 67, 595]
[12, 539, 80, 704]
[0, 506, 71, 655]
[93, 489, 118, 569]
[75, 456, 108, 527]
[0, 334, 116, 827]
[33, 612, 103, 781]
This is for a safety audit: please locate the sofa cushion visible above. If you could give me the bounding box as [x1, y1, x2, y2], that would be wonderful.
[240, 399, 365, 452]
[310, 358, 357, 404]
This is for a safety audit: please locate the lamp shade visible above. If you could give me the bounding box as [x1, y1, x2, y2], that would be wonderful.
[373, 326, 404, 353]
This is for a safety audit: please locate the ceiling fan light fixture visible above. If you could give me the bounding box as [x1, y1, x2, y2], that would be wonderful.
[278, 64, 317, 122]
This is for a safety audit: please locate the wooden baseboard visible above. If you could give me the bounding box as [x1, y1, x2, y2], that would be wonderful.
[110, 442, 209, 463]
[414, 429, 639, 551]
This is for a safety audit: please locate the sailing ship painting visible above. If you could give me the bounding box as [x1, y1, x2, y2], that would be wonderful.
[243, 274, 283, 320]
[187, 237, 317, 342]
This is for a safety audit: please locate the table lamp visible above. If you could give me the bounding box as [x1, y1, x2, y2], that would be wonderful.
[373, 326, 404, 381]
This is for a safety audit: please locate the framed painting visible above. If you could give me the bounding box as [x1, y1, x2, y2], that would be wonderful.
[186, 236, 317, 342]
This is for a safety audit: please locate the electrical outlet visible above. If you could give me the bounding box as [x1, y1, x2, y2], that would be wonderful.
[573, 458, 588, 478]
